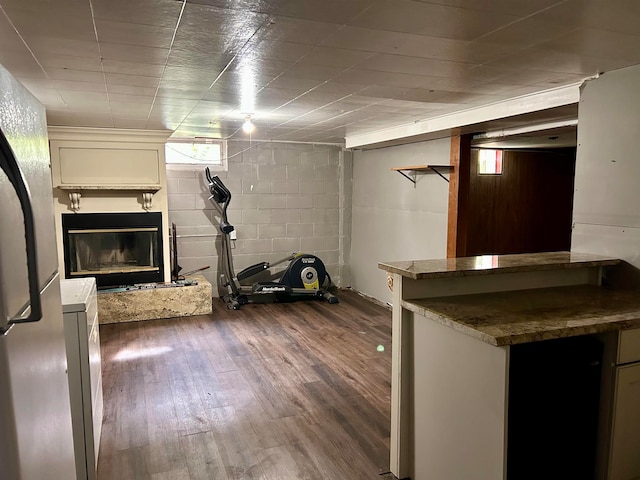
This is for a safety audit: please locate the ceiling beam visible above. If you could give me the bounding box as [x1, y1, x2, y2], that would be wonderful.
[345, 83, 582, 149]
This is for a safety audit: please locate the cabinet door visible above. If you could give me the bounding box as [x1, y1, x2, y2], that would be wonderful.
[610, 363, 640, 480]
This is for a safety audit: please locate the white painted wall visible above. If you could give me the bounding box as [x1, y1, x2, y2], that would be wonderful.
[350, 138, 451, 303]
[572, 65, 640, 282]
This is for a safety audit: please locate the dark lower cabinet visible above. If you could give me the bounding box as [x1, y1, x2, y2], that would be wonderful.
[507, 336, 603, 480]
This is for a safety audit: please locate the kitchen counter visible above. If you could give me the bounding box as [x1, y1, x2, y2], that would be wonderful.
[378, 251, 637, 480]
[378, 250, 620, 279]
[403, 284, 640, 346]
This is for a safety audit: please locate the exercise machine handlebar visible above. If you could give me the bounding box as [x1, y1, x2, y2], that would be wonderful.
[205, 167, 234, 234]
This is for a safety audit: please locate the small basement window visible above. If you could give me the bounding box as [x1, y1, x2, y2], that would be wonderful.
[478, 149, 503, 175]
[165, 139, 227, 171]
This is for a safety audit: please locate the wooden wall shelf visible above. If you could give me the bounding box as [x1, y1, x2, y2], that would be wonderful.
[392, 165, 454, 185]
[57, 185, 161, 191]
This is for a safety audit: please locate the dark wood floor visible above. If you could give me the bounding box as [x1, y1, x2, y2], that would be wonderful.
[97, 289, 393, 480]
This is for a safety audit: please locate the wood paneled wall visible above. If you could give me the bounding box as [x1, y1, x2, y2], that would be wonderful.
[463, 148, 576, 256]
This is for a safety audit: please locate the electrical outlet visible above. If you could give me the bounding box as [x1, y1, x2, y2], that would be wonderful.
[230, 229, 237, 240]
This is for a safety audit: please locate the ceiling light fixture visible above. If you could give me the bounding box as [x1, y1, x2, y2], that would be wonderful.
[242, 115, 255, 134]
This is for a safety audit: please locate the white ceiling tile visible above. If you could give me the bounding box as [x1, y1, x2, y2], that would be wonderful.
[276, 0, 374, 23]
[162, 65, 219, 83]
[44, 69, 105, 83]
[264, 75, 323, 92]
[469, 66, 571, 86]
[461, 64, 527, 84]
[95, 20, 176, 49]
[310, 82, 370, 96]
[321, 25, 416, 54]
[91, 0, 184, 28]
[100, 42, 169, 65]
[145, 117, 171, 130]
[102, 60, 166, 77]
[390, 35, 516, 64]
[241, 39, 312, 63]
[416, 0, 564, 17]
[1, 0, 89, 13]
[474, 16, 579, 46]
[25, 37, 100, 58]
[227, 58, 295, 78]
[3, 10, 95, 41]
[154, 103, 201, 120]
[109, 101, 153, 116]
[297, 46, 375, 68]
[108, 93, 156, 104]
[280, 63, 346, 81]
[534, 0, 640, 34]
[541, 28, 640, 64]
[360, 85, 427, 100]
[0, 21, 26, 49]
[54, 100, 111, 113]
[55, 91, 109, 104]
[180, 2, 267, 35]
[349, 0, 519, 40]
[107, 84, 159, 96]
[166, 50, 235, 69]
[156, 86, 208, 100]
[105, 73, 161, 88]
[46, 111, 114, 128]
[357, 54, 474, 78]
[38, 55, 104, 72]
[332, 68, 438, 89]
[112, 116, 149, 129]
[348, 0, 447, 35]
[487, 47, 627, 76]
[48, 80, 107, 93]
[0, 54, 45, 78]
[258, 16, 343, 45]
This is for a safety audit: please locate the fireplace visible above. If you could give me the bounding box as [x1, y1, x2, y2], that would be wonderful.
[62, 212, 164, 288]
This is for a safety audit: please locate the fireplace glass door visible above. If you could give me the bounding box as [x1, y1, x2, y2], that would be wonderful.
[62, 212, 164, 288]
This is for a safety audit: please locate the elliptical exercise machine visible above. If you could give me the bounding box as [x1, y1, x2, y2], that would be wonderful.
[205, 167, 339, 310]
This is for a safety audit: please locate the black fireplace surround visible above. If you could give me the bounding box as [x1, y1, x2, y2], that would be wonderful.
[62, 212, 164, 288]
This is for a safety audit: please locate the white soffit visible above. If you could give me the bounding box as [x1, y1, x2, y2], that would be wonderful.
[345, 83, 581, 149]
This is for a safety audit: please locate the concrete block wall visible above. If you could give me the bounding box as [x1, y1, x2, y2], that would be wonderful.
[166, 140, 345, 295]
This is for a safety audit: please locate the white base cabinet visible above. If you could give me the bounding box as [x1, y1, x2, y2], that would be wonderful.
[609, 328, 640, 480]
[61, 277, 103, 480]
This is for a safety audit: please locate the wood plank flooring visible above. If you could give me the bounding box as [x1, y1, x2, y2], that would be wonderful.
[97, 289, 393, 480]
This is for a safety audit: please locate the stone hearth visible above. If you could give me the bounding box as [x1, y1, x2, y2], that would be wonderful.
[97, 275, 212, 324]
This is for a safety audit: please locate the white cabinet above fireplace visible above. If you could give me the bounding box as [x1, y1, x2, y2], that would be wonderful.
[48, 127, 172, 212]
[50, 141, 162, 187]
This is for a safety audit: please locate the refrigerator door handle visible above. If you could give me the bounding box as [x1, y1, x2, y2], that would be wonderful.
[0, 128, 42, 326]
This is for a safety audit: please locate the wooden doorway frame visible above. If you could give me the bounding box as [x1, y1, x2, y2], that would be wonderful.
[447, 133, 472, 258]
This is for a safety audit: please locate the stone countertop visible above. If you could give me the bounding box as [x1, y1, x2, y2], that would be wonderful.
[378, 251, 620, 280]
[404, 284, 640, 346]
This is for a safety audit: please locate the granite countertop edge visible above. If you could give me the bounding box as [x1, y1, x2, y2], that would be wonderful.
[378, 252, 620, 280]
[402, 293, 640, 347]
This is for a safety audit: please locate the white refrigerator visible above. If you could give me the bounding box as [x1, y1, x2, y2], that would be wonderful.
[0, 65, 77, 479]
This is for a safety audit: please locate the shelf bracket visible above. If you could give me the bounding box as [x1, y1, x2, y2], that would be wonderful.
[429, 166, 450, 183]
[397, 170, 417, 186]
[68, 192, 81, 212]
